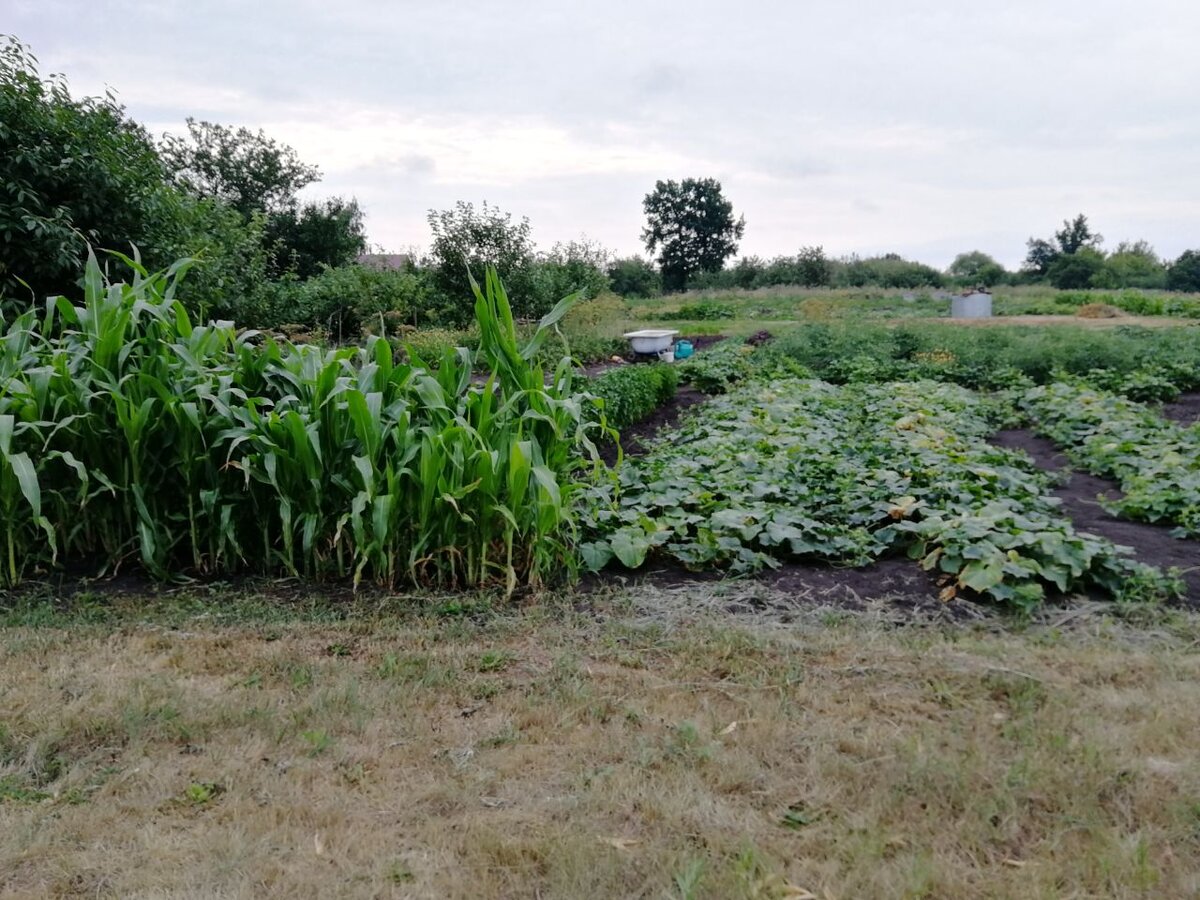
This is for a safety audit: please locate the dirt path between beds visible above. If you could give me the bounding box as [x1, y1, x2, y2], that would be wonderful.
[991, 429, 1200, 605]
[1161, 390, 1200, 427]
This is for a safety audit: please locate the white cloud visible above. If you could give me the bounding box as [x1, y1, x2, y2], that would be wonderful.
[10, 0, 1200, 267]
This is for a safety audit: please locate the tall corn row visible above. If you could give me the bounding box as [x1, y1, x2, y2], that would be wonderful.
[0, 252, 604, 591]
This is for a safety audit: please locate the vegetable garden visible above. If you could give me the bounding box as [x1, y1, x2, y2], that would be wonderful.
[3, 258, 1198, 610]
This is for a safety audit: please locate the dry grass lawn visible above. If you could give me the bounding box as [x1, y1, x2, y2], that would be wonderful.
[2, 586, 1199, 899]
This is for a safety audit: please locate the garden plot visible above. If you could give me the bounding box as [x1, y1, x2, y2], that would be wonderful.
[582, 377, 1177, 610]
[1021, 382, 1200, 535]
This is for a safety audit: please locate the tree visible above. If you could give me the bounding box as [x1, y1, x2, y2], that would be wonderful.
[161, 119, 365, 280]
[1167, 250, 1200, 293]
[947, 250, 1006, 287]
[642, 178, 745, 292]
[1047, 247, 1106, 289]
[265, 197, 367, 279]
[1055, 214, 1102, 255]
[426, 201, 539, 320]
[730, 255, 764, 289]
[160, 118, 319, 219]
[0, 38, 184, 305]
[607, 256, 661, 297]
[1023, 238, 1059, 276]
[795, 245, 832, 287]
[1102, 240, 1166, 289]
[532, 237, 611, 304]
[1023, 214, 1103, 279]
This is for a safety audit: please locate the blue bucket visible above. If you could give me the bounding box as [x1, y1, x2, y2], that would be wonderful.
[674, 339, 694, 360]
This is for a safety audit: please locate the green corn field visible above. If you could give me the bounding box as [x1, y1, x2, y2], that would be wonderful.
[0, 252, 607, 591]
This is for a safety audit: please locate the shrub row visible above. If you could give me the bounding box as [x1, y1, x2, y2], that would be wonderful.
[587, 364, 679, 430]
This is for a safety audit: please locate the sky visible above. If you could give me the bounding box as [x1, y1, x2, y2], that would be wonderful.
[8, 0, 1200, 269]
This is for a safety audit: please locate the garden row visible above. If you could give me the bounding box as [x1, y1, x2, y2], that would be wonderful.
[766, 322, 1200, 398]
[1022, 383, 1200, 536]
[580, 376, 1180, 610]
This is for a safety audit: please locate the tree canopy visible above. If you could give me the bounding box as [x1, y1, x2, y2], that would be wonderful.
[947, 250, 1007, 286]
[1023, 213, 1102, 277]
[642, 178, 745, 292]
[160, 118, 320, 219]
[0, 38, 183, 304]
[426, 201, 539, 321]
[1167, 250, 1200, 293]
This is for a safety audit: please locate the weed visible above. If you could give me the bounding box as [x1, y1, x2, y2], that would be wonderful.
[300, 729, 334, 756]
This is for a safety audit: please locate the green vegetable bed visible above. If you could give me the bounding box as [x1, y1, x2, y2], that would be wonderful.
[1021, 382, 1200, 535]
[582, 377, 1177, 609]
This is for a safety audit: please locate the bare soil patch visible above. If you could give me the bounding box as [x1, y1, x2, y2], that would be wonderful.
[992, 428, 1200, 604]
[1161, 390, 1200, 427]
[598, 385, 709, 466]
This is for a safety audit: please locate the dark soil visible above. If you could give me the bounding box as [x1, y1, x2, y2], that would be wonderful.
[744, 329, 773, 346]
[598, 386, 709, 465]
[991, 428, 1200, 604]
[588, 556, 977, 619]
[1161, 391, 1200, 427]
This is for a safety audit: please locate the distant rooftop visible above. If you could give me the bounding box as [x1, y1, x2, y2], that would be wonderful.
[357, 253, 412, 270]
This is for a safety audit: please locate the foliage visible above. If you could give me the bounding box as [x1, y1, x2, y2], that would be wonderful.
[1021, 382, 1200, 535]
[947, 251, 1007, 287]
[160, 118, 319, 219]
[163, 197, 275, 323]
[1047, 247, 1106, 289]
[264, 197, 367, 279]
[659, 300, 735, 321]
[531, 238, 611, 306]
[1168, 250, 1200, 293]
[834, 254, 944, 289]
[587, 364, 679, 430]
[0, 254, 605, 591]
[607, 256, 661, 298]
[642, 178, 745, 292]
[277, 264, 432, 340]
[1024, 214, 1104, 281]
[1023, 239, 1059, 277]
[676, 340, 759, 393]
[1056, 214, 1103, 255]
[690, 247, 834, 291]
[1101, 241, 1166, 290]
[795, 246, 833, 287]
[581, 379, 1172, 609]
[0, 38, 185, 307]
[160, 118, 365, 282]
[426, 201, 540, 323]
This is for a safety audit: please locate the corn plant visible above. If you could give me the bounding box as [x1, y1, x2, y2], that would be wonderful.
[0, 251, 606, 591]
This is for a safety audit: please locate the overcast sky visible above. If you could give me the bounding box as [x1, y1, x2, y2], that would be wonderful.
[10, 0, 1200, 268]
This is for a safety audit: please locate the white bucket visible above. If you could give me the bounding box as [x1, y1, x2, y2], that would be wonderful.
[657, 349, 675, 363]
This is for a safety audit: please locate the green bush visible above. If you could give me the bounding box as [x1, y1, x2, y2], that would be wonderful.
[588, 364, 679, 430]
[771, 322, 1200, 392]
[268, 264, 431, 340]
[0, 38, 190, 308]
[678, 340, 758, 393]
[660, 300, 735, 321]
[607, 256, 661, 297]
